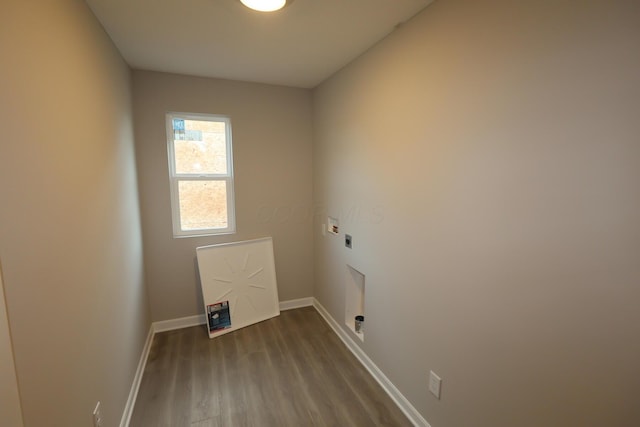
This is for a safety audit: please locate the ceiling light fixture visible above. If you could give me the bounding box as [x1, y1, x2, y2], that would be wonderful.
[240, 0, 290, 12]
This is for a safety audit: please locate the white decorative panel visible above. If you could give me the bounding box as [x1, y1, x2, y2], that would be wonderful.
[196, 237, 280, 338]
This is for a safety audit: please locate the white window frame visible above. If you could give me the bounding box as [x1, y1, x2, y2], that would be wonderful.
[166, 112, 236, 238]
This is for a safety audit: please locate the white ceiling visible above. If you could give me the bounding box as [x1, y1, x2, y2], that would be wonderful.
[86, 0, 433, 88]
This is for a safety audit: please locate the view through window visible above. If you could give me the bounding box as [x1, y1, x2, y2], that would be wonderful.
[166, 113, 235, 237]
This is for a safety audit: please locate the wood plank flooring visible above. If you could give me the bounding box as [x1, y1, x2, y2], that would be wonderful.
[130, 306, 413, 427]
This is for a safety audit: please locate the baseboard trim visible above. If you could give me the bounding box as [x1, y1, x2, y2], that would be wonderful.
[119, 325, 154, 427]
[279, 297, 314, 311]
[312, 298, 430, 427]
[150, 298, 313, 333]
[153, 314, 206, 333]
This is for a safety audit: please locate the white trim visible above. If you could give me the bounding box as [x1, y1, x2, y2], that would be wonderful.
[119, 325, 154, 427]
[312, 298, 431, 427]
[152, 314, 206, 333]
[166, 112, 236, 238]
[150, 297, 314, 334]
[279, 297, 313, 311]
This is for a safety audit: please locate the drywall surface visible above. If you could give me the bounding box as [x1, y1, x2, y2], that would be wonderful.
[133, 71, 314, 322]
[312, 0, 640, 426]
[0, 264, 23, 426]
[0, 1, 150, 426]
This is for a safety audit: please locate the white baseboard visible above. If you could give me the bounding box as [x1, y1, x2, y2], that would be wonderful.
[312, 298, 430, 427]
[151, 297, 313, 334]
[279, 297, 314, 311]
[153, 314, 206, 333]
[119, 325, 154, 427]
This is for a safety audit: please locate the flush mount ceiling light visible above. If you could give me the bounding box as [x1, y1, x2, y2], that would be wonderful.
[239, 0, 292, 12]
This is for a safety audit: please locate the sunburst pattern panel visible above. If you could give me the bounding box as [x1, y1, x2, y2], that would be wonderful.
[196, 237, 280, 338]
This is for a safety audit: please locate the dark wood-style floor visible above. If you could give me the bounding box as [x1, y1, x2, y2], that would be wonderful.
[130, 306, 413, 427]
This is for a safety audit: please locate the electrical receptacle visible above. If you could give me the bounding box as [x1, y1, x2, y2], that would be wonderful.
[93, 401, 102, 427]
[429, 371, 442, 399]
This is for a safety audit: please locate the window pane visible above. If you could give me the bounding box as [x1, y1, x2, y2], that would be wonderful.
[173, 119, 227, 174]
[178, 180, 228, 230]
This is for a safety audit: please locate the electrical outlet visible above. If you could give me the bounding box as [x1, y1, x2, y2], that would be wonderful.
[429, 371, 442, 399]
[92, 401, 102, 427]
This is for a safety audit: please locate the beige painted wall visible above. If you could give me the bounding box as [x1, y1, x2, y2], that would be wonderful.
[0, 1, 149, 426]
[132, 71, 314, 322]
[0, 263, 23, 426]
[312, 0, 640, 426]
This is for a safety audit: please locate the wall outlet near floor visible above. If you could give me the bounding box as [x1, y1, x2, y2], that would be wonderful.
[429, 370, 442, 399]
[92, 401, 103, 427]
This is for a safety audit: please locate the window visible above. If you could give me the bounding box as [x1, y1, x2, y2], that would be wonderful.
[166, 112, 235, 237]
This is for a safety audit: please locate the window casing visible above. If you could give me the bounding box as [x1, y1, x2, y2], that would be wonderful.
[166, 112, 236, 237]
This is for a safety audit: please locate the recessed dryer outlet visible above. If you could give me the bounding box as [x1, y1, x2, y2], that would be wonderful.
[345, 265, 365, 341]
